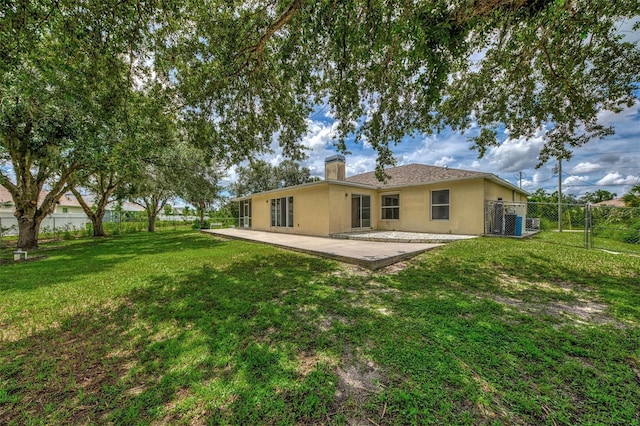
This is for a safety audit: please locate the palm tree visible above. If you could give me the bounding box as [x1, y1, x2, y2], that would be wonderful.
[622, 184, 640, 207]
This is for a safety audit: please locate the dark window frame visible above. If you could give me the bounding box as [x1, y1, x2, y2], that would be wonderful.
[431, 189, 450, 220]
[381, 194, 400, 220]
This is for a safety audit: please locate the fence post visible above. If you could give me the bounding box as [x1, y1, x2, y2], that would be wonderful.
[584, 204, 589, 249]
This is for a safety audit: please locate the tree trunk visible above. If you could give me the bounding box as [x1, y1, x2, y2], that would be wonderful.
[16, 216, 43, 249]
[147, 211, 157, 232]
[199, 203, 206, 229]
[92, 215, 106, 237]
[70, 187, 111, 238]
[90, 205, 109, 237]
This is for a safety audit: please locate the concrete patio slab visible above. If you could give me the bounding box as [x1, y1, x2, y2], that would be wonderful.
[332, 231, 477, 243]
[202, 228, 442, 270]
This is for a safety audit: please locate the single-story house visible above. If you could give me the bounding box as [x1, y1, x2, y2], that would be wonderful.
[0, 185, 144, 217]
[234, 155, 528, 237]
[0, 185, 83, 214]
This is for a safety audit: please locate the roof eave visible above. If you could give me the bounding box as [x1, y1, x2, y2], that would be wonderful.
[232, 172, 528, 200]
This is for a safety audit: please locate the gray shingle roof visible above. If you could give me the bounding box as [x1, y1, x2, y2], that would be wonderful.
[346, 164, 488, 188]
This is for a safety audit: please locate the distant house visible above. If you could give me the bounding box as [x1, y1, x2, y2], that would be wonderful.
[0, 186, 82, 214]
[55, 192, 85, 214]
[233, 155, 528, 237]
[0, 186, 143, 217]
[0, 186, 14, 213]
[593, 198, 626, 208]
[103, 200, 146, 221]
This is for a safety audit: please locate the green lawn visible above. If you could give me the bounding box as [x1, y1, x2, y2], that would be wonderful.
[1, 231, 639, 425]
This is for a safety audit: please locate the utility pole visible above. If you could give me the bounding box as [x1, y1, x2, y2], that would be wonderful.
[557, 158, 562, 233]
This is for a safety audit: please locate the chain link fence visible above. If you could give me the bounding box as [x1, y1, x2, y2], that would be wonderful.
[1, 212, 243, 246]
[590, 205, 640, 253]
[485, 201, 640, 254]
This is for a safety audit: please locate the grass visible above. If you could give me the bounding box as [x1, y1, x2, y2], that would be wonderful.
[1, 230, 639, 424]
[534, 228, 640, 254]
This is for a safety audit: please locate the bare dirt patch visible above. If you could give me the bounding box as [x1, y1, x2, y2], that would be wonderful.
[483, 274, 627, 327]
[332, 263, 371, 277]
[332, 346, 387, 425]
[490, 294, 621, 327]
[315, 313, 352, 332]
[378, 261, 411, 275]
[295, 351, 336, 377]
[496, 273, 589, 295]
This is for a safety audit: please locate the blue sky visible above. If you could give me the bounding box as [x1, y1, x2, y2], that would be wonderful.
[222, 99, 640, 199]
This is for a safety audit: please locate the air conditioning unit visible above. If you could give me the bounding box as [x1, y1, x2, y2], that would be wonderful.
[526, 218, 540, 230]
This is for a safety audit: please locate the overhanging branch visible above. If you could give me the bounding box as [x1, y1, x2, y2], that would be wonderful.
[231, 0, 304, 75]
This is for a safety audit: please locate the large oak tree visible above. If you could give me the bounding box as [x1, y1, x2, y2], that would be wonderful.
[2, 0, 638, 248]
[168, 0, 639, 179]
[0, 1, 161, 248]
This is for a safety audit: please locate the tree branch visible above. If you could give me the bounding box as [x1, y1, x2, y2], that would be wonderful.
[70, 186, 97, 221]
[451, 0, 572, 25]
[231, 0, 304, 75]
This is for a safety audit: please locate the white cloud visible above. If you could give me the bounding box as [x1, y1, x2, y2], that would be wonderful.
[346, 156, 377, 176]
[570, 162, 601, 174]
[302, 120, 338, 151]
[434, 156, 455, 167]
[531, 170, 553, 184]
[485, 130, 547, 173]
[562, 175, 590, 187]
[596, 172, 638, 186]
[520, 179, 538, 191]
[398, 133, 472, 166]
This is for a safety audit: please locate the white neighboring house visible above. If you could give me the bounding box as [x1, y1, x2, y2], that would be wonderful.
[54, 192, 85, 214]
[0, 185, 88, 235]
[103, 199, 146, 222]
[0, 185, 142, 235]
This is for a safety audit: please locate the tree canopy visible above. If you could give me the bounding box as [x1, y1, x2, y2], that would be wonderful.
[580, 190, 617, 205]
[230, 160, 315, 198]
[622, 184, 640, 207]
[167, 0, 640, 178]
[2, 0, 639, 246]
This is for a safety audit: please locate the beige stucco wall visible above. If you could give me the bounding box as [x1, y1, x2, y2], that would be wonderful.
[249, 183, 332, 237]
[327, 184, 378, 234]
[375, 179, 486, 235]
[484, 179, 527, 203]
[246, 177, 527, 237]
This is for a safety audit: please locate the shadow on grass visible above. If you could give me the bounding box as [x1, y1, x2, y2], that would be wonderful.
[2, 235, 639, 425]
[363, 237, 640, 424]
[0, 231, 226, 294]
[0, 250, 341, 424]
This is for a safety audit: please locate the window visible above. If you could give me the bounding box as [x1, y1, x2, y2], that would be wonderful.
[381, 194, 400, 220]
[431, 190, 449, 220]
[62, 207, 68, 213]
[270, 196, 293, 227]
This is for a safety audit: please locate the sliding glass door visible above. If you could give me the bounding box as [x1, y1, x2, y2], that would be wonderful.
[351, 194, 371, 229]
